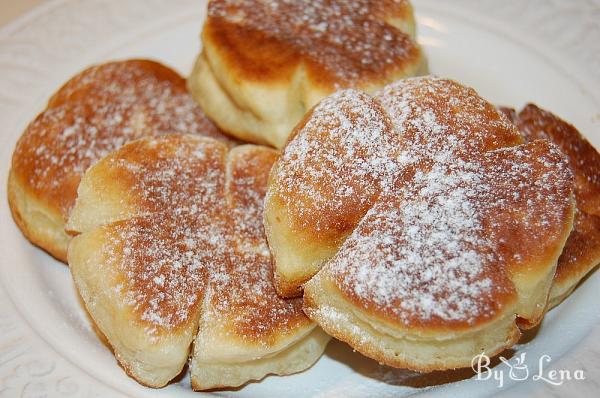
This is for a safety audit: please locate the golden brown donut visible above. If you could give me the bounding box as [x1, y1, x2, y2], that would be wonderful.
[265, 77, 575, 370]
[67, 134, 329, 389]
[8, 60, 233, 262]
[188, 0, 427, 148]
[501, 104, 600, 308]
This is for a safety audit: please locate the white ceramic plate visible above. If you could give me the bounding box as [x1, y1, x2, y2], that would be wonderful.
[1, 1, 599, 397]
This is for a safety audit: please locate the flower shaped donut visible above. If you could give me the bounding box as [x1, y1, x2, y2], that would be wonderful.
[264, 77, 575, 370]
[189, 0, 427, 147]
[67, 135, 329, 389]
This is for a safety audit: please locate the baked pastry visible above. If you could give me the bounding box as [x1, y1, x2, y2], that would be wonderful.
[8, 60, 232, 262]
[188, 0, 428, 148]
[501, 105, 600, 308]
[67, 134, 330, 389]
[264, 77, 575, 370]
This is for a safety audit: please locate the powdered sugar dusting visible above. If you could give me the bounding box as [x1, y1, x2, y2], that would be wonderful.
[272, 89, 400, 234]
[376, 76, 522, 167]
[332, 141, 572, 324]
[503, 104, 600, 286]
[110, 136, 226, 216]
[510, 104, 600, 212]
[208, 0, 420, 85]
[330, 160, 498, 325]
[102, 213, 215, 334]
[12, 60, 230, 219]
[226, 146, 279, 254]
[85, 136, 306, 340]
[330, 140, 573, 325]
[271, 77, 573, 326]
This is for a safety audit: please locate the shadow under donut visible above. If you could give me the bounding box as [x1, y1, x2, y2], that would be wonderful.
[323, 324, 543, 388]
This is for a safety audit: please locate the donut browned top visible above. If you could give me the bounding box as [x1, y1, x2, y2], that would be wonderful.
[268, 77, 575, 330]
[11, 60, 231, 221]
[503, 104, 600, 288]
[71, 134, 308, 340]
[204, 0, 423, 89]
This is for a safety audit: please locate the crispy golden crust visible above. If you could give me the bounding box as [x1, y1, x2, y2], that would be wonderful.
[9, 59, 232, 262]
[267, 78, 525, 298]
[204, 0, 421, 86]
[67, 135, 326, 389]
[266, 77, 575, 370]
[47, 59, 189, 107]
[190, 0, 427, 147]
[325, 140, 573, 332]
[501, 104, 600, 307]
